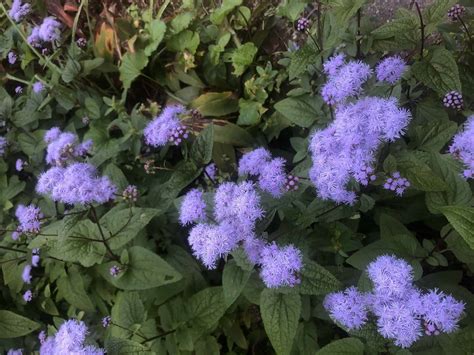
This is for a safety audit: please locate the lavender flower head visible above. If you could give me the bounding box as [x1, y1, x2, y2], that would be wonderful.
[0, 136, 6, 156]
[22, 264, 32, 284]
[144, 104, 188, 147]
[449, 115, 474, 179]
[23, 290, 33, 302]
[188, 223, 240, 269]
[238, 148, 272, 176]
[323, 53, 346, 77]
[15, 159, 25, 171]
[9, 0, 30, 22]
[15, 204, 43, 235]
[8, 51, 17, 65]
[309, 97, 411, 204]
[376, 56, 407, 84]
[7, 349, 23, 355]
[44, 128, 92, 166]
[259, 242, 303, 288]
[258, 157, 287, 197]
[205, 163, 217, 180]
[40, 319, 104, 355]
[325, 254, 465, 348]
[179, 189, 207, 225]
[324, 286, 369, 329]
[36, 163, 117, 205]
[33, 81, 45, 94]
[321, 58, 372, 105]
[28, 17, 61, 46]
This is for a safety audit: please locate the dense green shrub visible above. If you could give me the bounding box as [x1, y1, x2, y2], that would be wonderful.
[0, 0, 473, 353]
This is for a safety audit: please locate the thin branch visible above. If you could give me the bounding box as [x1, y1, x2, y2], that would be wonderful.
[356, 8, 362, 58]
[90, 205, 119, 261]
[141, 329, 176, 344]
[414, 2, 425, 59]
[0, 245, 27, 253]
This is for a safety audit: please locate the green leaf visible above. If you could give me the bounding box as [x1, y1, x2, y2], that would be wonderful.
[0, 310, 40, 338]
[425, 153, 472, 214]
[119, 51, 149, 90]
[214, 122, 254, 146]
[188, 287, 228, 336]
[105, 338, 152, 354]
[166, 30, 200, 54]
[47, 220, 106, 267]
[411, 118, 457, 152]
[62, 59, 81, 83]
[222, 260, 252, 307]
[144, 19, 166, 56]
[396, 152, 447, 191]
[439, 206, 474, 250]
[380, 213, 412, 239]
[111, 292, 145, 338]
[275, 95, 322, 128]
[210, 0, 243, 25]
[371, 9, 418, 51]
[237, 99, 265, 126]
[99, 246, 182, 290]
[191, 124, 214, 166]
[298, 260, 342, 295]
[260, 289, 301, 355]
[101, 207, 160, 250]
[190, 92, 239, 117]
[57, 272, 94, 311]
[315, 337, 364, 355]
[332, 0, 366, 28]
[288, 45, 320, 80]
[231, 42, 258, 76]
[412, 47, 461, 95]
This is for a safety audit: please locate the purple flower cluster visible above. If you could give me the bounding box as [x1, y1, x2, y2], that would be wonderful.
[324, 255, 465, 348]
[448, 4, 465, 20]
[205, 163, 217, 180]
[36, 163, 116, 205]
[22, 264, 32, 284]
[15, 86, 23, 95]
[28, 17, 61, 46]
[40, 319, 104, 355]
[9, 0, 30, 22]
[309, 97, 411, 204]
[109, 265, 121, 276]
[44, 127, 92, 166]
[383, 172, 410, 196]
[13, 204, 43, 239]
[122, 185, 139, 202]
[102, 316, 111, 328]
[375, 56, 407, 84]
[449, 115, 474, 179]
[0, 136, 7, 156]
[179, 181, 303, 287]
[443, 91, 463, 110]
[238, 148, 288, 197]
[33, 81, 45, 94]
[8, 51, 18, 65]
[296, 17, 310, 32]
[21, 249, 41, 301]
[321, 55, 372, 105]
[23, 289, 33, 302]
[7, 349, 23, 355]
[144, 104, 188, 147]
[16, 159, 25, 171]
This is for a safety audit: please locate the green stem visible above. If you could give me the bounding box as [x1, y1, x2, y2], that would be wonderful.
[414, 2, 425, 59]
[0, 245, 27, 253]
[90, 205, 119, 261]
[141, 329, 176, 344]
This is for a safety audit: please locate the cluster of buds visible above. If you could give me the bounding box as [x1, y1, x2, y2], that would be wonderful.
[169, 125, 189, 146]
[383, 172, 410, 196]
[285, 174, 300, 191]
[122, 185, 139, 202]
[447, 4, 465, 21]
[144, 159, 156, 174]
[109, 265, 121, 277]
[191, 108, 203, 120]
[102, 316, 111, 328]
[76, 37, 87, 47]
[296, 17, 311, 32]
[424, 321, 441, 336]
[443, 91, 463, 110]
[354, 165, 377, 186]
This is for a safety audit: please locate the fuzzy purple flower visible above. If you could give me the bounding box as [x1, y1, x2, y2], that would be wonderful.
[258, 157, 287, 197]
[15, 159, 25, 171]
[22, 264, 32, 284]
[15, 86, 23, 94]
[179, 189, 207, 225]
[238, 148, 272, 176]
[144, 104, 187, 147]
[9, 0, 30, 22]
[0, 136, 6, 156]
[205, 163, 217, 180]
[44, 129, 92, 166]
[421, 289, 465, 334]
[324, 287, 369, 330]
[188, 223, 240, 269]
[259, 242, 303, 288]
[36, 163, 116, 205]
[23, 289, 33, 302]
[7, 349, 23, 355]
[8, 51, 17, 65]
[449, 115, 474, 179]
[309, 97, 411, 204]
[323, 53, 346, 77]
[38, 17, 61, 42]
[33, 81, 45, 94]
[32, 248, 40, 267]
[367, 255, 414, 298]
[15, 204, 43, 235]
[44, 127, 61, 143]
[321, 59, 372, 105]
[375, 56, 407, 84]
